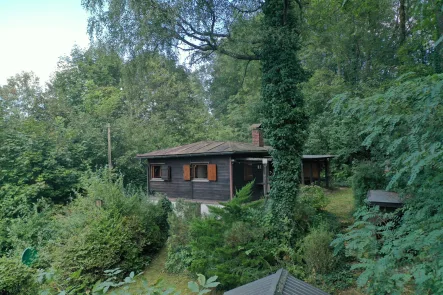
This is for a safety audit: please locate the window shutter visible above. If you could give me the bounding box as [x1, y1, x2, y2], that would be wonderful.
[183, 165, 191, 181]
[208, 164, 217, 181]
[161, 166, 170, 181]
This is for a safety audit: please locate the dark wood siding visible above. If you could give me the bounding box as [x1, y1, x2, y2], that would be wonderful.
[148, 156, 231, 201]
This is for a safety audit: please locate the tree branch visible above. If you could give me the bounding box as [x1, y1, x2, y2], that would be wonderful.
[230, 2, 264, 14]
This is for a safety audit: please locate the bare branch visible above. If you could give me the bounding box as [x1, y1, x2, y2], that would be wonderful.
[218, 48, 260, 60]
[230, 2, 264, 14]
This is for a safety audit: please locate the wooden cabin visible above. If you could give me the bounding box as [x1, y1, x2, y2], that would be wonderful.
[136, 124, 334, 202]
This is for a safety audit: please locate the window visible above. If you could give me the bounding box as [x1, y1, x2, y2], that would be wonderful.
[151, 165, 170, 180]
[193, 164, 208, 179]
[151, 165, 162, 179]
[183, 164, 217, 181]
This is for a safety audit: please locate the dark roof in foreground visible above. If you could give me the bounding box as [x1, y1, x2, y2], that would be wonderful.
[224, 269, 329, 295]
[136, 141, 336, 159]
[136, 141, 270, 159]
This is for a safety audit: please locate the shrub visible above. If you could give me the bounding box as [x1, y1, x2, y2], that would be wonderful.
[186, 183, 292, 290]
[167, 182, 315, 291]
[309, 268, 356, 293]
[189, 215, 278, 290]
[352, 161, 387, 206]
[299, 185, 329, 211]
[42, 170, 170, 292]
[301, 226, 336, 274]
[293, 185, 338, 235]
[331, 163, 353, 187]
[7, 200, 56, 256]
[165, 245, 193, 274]
[0, 256, 37, 295]
[166, 200, 200, 273]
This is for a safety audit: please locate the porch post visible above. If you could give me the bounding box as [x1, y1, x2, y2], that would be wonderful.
[301, 161, 304, 185]
[325, 158, 330, 188]
[262, 158, 269, 196]
[146, 159, 150, 196]
[229, 157, 233, 200]
[310, 162, 313, 185]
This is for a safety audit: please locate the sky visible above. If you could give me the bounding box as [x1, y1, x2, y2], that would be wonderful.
[0, 0, 90, 85]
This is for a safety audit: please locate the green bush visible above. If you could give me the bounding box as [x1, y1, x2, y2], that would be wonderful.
[167, 182, 333, 291]
[299, 185, 329, 211]
[165, 245, 193, 274]
[166, 199, 200, 273]
[331, 163, 353, 187]
[42, 170, 170, 292]
[0, 256, 37, 295]
[352, 161, 387, 206]
[0, 220, 11, 255]
[189, 215, 278, 290]
[301, 226, 336, 274]
[293, 185, 338, 235]
[308, 268, 356, 293]
[7, 200, 56, 257]
[186, 183, 296, 290]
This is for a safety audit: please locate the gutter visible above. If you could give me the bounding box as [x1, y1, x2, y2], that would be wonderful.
[135, 150, 269, 160]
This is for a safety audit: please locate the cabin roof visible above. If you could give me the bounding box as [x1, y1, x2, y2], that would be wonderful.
[136, 141, 270, 159]
[136, 141, 336, 160]
[224, 268, 329, 295]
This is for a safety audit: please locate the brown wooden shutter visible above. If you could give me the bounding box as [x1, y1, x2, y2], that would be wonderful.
[161, 166, 170, 181]
[183, 165, 191, 181]
[208, 164, 217, 181]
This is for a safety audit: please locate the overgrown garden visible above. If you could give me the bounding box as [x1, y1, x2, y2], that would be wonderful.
[1, 0, 443, 294]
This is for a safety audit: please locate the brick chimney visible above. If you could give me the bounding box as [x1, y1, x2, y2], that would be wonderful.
[251, 124, 264, 147]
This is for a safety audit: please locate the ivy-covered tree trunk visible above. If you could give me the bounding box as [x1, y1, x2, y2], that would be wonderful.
[261, 0, 308, 222]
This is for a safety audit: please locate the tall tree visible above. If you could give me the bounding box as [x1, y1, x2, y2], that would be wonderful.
[261, 0, 307, 223]
[0, 72, 45, 118]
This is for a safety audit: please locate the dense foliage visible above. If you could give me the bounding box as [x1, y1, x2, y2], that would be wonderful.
[42, 171, 171, 293]
[166, 183, 339, 291]
[0, 256, 37, 294]
[352, 162, 387, 207]
[332, 74, 443, 294]
[301, 226, 336, 275]
[0, 171, 171, 294]
[165, 200, 200, 274]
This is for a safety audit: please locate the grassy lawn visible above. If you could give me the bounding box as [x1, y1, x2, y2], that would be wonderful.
[324, 187, 355, 226]
[116, 247, 192, 294]
[324, 187, 364, 295]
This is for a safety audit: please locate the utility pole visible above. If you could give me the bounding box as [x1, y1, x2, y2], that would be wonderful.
[107, 123, 113, 169]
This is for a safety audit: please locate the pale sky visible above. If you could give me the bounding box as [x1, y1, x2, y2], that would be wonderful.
[0, 0, 90, 85]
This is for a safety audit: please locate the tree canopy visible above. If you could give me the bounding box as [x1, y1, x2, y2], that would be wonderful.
[83, 0, 263, 61]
